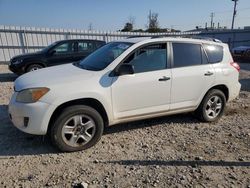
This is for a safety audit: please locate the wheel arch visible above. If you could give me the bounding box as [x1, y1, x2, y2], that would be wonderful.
[47, 98, 109, 134]
[25, 61, 46, 72]
[203, 84, 229, 102]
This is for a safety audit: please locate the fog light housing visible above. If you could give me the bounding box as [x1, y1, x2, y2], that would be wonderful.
[24, 117, 29, 127]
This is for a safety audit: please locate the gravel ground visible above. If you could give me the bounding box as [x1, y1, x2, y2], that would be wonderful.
[0, 64, 250, 188]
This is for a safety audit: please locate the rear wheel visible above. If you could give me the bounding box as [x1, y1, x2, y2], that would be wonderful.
[50, 105, 104, 152]
[26, 64, 44, 72]
[195, 89, 226, 122]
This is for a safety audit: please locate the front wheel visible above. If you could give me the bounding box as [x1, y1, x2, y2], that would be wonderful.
[195, 89, 226, 122]
[26, 64, 44, 72]
[50, 105, 104, 152]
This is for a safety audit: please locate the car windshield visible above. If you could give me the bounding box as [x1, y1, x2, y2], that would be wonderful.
[40, 41, 59, 53]
[78, 42, 133, 71]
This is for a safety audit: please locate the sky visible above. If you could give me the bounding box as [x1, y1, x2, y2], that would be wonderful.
[0, 0, 250, 31]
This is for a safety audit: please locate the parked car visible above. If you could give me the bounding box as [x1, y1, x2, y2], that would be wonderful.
[231, 46, 250, 62]
[9, 37, 241, 152]
[9, 39, 106, 75]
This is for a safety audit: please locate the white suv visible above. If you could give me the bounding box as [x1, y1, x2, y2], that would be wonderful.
[8, 37, 241, 152]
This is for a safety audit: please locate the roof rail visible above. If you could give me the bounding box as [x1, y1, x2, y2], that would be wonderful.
[184, 35, 222, 43]
[127, 35, 222, 43]
[127, 35, 152, 38]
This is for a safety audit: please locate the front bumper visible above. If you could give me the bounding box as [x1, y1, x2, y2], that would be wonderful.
[9, 64, 24, 75]
[8, 92, 54, 135]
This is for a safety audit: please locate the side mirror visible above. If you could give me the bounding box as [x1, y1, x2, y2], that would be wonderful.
[114, 64, 134, 76]
[48, 50, 56, 56]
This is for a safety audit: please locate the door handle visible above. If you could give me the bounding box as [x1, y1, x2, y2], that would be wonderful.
[204, 71, 214, 76]
[158, 76, 170, 81]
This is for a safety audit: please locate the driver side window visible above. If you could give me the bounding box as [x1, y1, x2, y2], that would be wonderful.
[54, 42, 74, 54]
[124, 43, 167, 73]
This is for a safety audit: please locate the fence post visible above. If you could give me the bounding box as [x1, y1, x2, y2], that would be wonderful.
[18, 31, 26, 54]
[102, 33, 106, 42]
[65, 32, 70, 40]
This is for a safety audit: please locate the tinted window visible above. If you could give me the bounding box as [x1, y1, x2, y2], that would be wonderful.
[173, 43, 202, 68]
[203, 44, 223, 63]
[202, 47, 209, 64]
[125, 44, 167, 73]
[78, 41, 94, 52]
[41, 41, 59, 53]
[54, 42, 74, 54]
[96, 41, 105, 48]
[78, 42, 132, 71]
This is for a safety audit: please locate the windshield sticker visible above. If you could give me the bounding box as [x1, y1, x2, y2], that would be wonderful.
[117, 44, 130, 50]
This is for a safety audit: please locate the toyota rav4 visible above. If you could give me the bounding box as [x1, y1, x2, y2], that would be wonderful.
[9, 37, 241, 152]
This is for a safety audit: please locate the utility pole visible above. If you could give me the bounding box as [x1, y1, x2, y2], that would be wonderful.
[231, 0, 238, 30]
[210, 13, 215, 29]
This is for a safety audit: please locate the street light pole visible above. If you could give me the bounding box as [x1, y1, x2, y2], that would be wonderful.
[231, 0, 238, 30]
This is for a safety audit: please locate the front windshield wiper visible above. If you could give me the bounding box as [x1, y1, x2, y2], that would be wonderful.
[73, 62, 100, 71]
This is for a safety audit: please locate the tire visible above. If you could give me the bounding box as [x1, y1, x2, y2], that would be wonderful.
[50, 105, 104, 152]
[26, 64, 44, 73]
[195, 89, 226, 122]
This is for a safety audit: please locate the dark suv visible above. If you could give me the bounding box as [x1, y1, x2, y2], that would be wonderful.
[9, 39, 106, 75]
[231, 46, 250, 62]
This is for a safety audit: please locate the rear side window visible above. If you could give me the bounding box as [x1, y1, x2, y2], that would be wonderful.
[78, 41, 94, 52]
[203, 44, 223, 63]
[173, 43, 202, 68]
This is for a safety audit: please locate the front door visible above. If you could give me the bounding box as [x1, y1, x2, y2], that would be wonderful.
[111, 43, 172, 119]
[47, 41, 76, 66]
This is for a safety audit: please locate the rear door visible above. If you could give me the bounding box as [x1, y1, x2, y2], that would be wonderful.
[170, 42, 215, 110]
[74, 41, 96, 61]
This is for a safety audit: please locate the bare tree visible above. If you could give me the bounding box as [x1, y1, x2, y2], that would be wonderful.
[147, 10, 159, 32]
[128, 16, 135, 27]
[121, 16, 135, 32]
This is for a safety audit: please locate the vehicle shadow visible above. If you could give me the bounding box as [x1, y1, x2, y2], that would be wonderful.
[104, 113, 200, 135]
[103, 159, 250, 167]
[0, 73, 17, 82]
[0, 103, 200, 156]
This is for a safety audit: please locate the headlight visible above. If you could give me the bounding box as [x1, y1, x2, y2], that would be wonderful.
[16, 88, 50, 103]
[12, 59, 23, 65]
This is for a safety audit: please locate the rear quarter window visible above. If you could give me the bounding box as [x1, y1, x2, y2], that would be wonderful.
[203, 44, 224, 63]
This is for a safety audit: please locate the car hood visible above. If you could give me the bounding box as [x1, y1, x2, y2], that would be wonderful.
[11, 51, 44, 61]
[14, 64, 95, 91]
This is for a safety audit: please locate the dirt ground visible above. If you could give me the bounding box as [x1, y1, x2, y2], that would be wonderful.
[0, 63, 249, 188]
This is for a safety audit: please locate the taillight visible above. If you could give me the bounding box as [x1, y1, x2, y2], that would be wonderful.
[230, 62, 240, 72]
